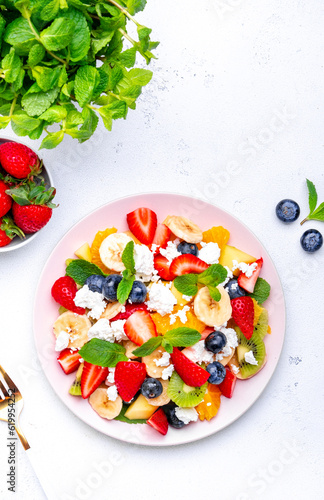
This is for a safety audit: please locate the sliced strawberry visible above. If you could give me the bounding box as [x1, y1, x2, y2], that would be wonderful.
[169, 254, 208, 276]
[57, 349, 82, 375]
[81, 362, 108, 399]
[231, 296, 254, 339]
[201, 327, 214, 340]
[126, 207, 157, 245]
[237, 258, 263, 293]
[218, 367, 237, 398]
[115, 361, 147, 402]
[151, 224, 171, 253]
[111, 303, 148, 322]
[171, 347, 209, 387]
[147, 408, 168, 435]
[51, 276, 86, 315]
[153, 253, 175, 280]
[124, 309, 157, 346]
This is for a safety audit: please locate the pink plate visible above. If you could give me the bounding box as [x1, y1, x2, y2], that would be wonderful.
[33, 193, 285, 446]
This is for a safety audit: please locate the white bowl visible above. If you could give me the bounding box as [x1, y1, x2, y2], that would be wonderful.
[0, 138, 54, 253]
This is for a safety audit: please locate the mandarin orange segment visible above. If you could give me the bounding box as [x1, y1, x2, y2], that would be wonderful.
[151, 305, 205, 335]
[201, 226, 230, 249]
[90, 227, 117, 273]
[267, 325, 272, 335]
[252, 298, 263, 326]
[195, 384, 222, 421]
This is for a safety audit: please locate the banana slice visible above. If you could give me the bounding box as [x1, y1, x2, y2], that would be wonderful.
[99, 233, 132, 272]
[218, 347, 234, 367]
[194, 286, 232, 327]
[53, 311, 91, 349]
[123, 340, 139, 359]
[142, 347, 170, 378]
[100, 301, 123, 321]
[144, 380, 170, 406]
[89, 388, 123, 419]
[164, 215, 203, 244]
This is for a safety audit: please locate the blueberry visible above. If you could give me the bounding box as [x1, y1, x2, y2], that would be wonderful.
[224, 278, 246, 299]
[276, 199, 300, 222]
[177, 241, 199, 256]
[102, 274, 122, 301]
[141, 378, 163, 399]
[129, 281, 147, 303]
[300, 229, 323, 253]
[162, 403, 185, 429]
[85, 275, 106, 294]
[205, 331, 227, 354]
[206, 362, 226, 384]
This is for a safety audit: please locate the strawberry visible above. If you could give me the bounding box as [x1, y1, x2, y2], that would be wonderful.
[147, 408, 168, 435]
[114, 361, 147, 402]
[111, 303, 148, 321]
[81, 362, 108, 399]
[171, 347, 210, 387]
[153, 253, 175, 280]
[0, 180, 12, 217]
[57, 349, 82, 375]
[231, 296, 254, 339]
[12, 204, 52, 234]
[51, 276, 86, 315]
[218, 367, 237, 398]
[0, 142, 41, 179]
[0, 215, 24, 247]
[237, 258, 263, 293]
[124, 309, 157, 346]
[126, 207, 157, 245]
[169, 254, 208, 276]
[151, 224, 171, 253]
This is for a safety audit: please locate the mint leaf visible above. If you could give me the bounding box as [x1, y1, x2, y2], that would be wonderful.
[307, 179, 317, 213]
[28, 44, 46, 66]
[62, 8, 90, 62]
[40, 0, 60, 22]
[40, 18, 75, 51]
[11, 110, 42, 136]
[164, 327, 201, 347]
[310, 202, 324, 222]
[208, 286, 221, 302]
[249, 278, 271, 304]
[127, 0, 147, 15]
[198, 264, 227, 287]
[122, 240, 135, 273]
[173, 274, 198, 296]
[21, 87, 59, 117]
[114, 404, 146, 424]
[66, 259, 106, 286]
[161, 340, 173, 354]
[79, 339, 128, 367]
[128, 68, 152, 86]
[31, 66, 61, 92]
[4, 18, 36, 55]
[132, 336, 162, 357]
[74, 65, 99, 108]
[117, 275, 135, 304]
[2, 48, 22, 83]
[40, 105, 67, 123]
[40, 131, 64, 149]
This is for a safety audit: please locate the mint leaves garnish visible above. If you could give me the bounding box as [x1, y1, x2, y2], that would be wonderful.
[249, 278, 270, 304]
[301, 179, 324, 225]
[79, 339, 128, 367]
[66, 260, 106, 286]
[173, 264, 228, 302]
[117, 241, 136, 304]
[132, 328, 202, 357]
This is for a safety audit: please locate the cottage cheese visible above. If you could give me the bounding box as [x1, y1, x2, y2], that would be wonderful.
[107, 367, 115, 384]
[187, 340, 214, 364]
[245, 350, 258, 365]
[169, 305, 190, 325]
[74, 285, 106, 320]
[232, 260, 257, 278]
[182, 294, 192, 301]
[160, 241, 181, 263]
[230, 364, 240, 375]
[88, 318, 115, 342]
[161, 364, 174, 380]
[216, 327, 238, 361]
[134, 244, 154, 281]
[198, 242, 221, 264]
[109, 320, 127, 341]
[55, 331, 70, 351]
[107, 385, 118, 401]
[175, 407, 198, 425]
[154, 352, 171, 367]
[146, 282, 177, 316]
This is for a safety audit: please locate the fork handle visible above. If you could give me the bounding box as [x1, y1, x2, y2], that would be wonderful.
[25, 447, 57, 500]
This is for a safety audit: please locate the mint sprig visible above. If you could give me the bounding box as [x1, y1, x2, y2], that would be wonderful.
[66, 259, 106, 286]
[173, 263, 228, 302]
[301, 179, 324, 224]
[79, 339, 128, 367]
[132, 327, 201, 357]
[248, 278, 270, 304]
[117, 241, 136, 303]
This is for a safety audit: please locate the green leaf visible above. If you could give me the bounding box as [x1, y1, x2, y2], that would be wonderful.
[79, 339, 128, 367]
[78, 106, 98, 142]
[119, 47, 136, 68]
[127, 0, 147, 15]
[310, 202, 324, 221]
[121, 240, 135, 272]
[1, 48, 22, 83]
[66, 259, 106, 286]
[207, 286, 221, 302]
[40, 105, 67, 122]
[249, 278, 271, 304]
[117, 275, 135, 304]
[132, 336, 162, 357]
[164, 327, 201, 347]
[198, 264, 228, 287]
[98, 101, 127, 131]
[40, 0, 60, 22]
[21, 87, 59, 117]
[4, 18, 36, 55]
[27, 44, 46, 66]
[40, 17, 74, 51]
[66, 108, 83, 127]
[306, 179, 317, 214]
[39, 130, 64, 149]
[114, 403, 146, 424]
[128, 68, 152, 86]
[137, 25, 151, 41]
[31, 65, 61, 92]
[173, 274, 198, 296]
[0, 116, 10, 129]
[74, 65, 98, 107]
[62, 8, 90, 62]
[162, 340, 173, 354]
[91, 31, 114, 55]
[11, 110, 42, 136]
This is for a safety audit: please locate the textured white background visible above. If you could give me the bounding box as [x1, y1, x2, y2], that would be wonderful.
[1, 0, 324, 498]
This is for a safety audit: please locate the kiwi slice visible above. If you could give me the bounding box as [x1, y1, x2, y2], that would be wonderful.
[167, 371, 207, 407]
[69, 363, 83, 396]
[235, 329, 266, 379]
[254, 308, 269, 340]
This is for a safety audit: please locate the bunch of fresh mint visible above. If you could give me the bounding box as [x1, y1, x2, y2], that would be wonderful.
[0, 0, 158, 149]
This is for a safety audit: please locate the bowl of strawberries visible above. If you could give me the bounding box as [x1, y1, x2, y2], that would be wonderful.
[0, 138, 56, 252]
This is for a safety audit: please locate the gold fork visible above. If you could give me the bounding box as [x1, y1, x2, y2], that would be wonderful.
[0, 364, 56, 499]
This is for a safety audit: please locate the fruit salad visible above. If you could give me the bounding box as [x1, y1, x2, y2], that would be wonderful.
[50, 208, 271, 436]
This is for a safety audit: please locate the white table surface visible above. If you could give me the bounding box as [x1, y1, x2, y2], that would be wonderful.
[1, 1, 323, 498]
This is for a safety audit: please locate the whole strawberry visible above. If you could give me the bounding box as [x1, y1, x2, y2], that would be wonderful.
[231, 296, 254, 339]
[7, 180, 56, 234]
[0, 180, 12, 217]
[0, 216, 24, 247]
[0, 142, 41, 179]
[51, 276, 86, 315]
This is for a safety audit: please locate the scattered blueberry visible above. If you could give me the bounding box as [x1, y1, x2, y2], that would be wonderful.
[85, 275, 106, 294]
[276, 199, 300, 222]
[129, 280, 147, 303]
[162, 402, 185, 429]
[205, 331, 227, 354]
[102, 274, 122, 301]
[206, 362, 226, 384]
[177, 241, 199, 256]
[141, 378, 163, 399]
[300, 229, 323, 253]
[225, 278, 246, 299]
